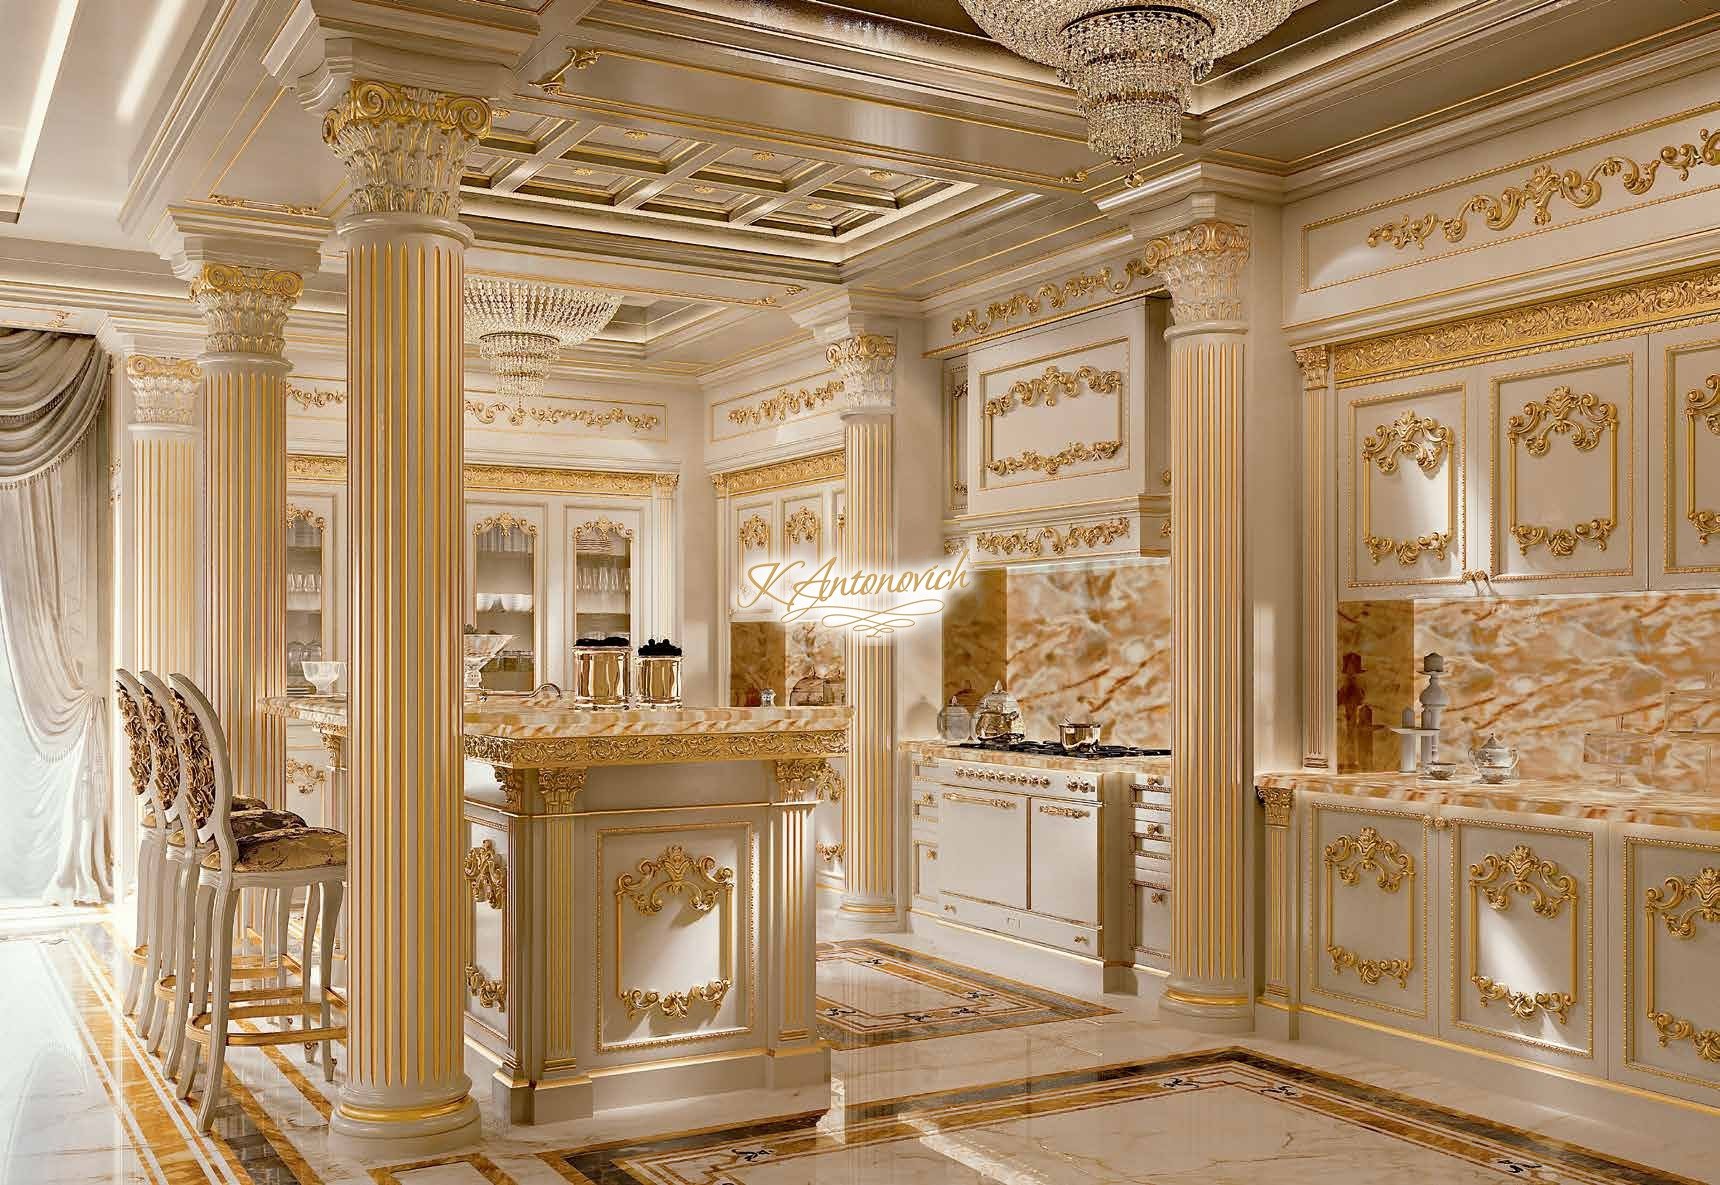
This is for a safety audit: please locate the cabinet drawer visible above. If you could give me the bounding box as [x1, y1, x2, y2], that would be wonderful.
[936, 894, 1099, 959]
[912, 839, 939, 906]
[940, 788, 1028, 909]
[1133, 808, 1170, 842]
[1029, 798, 1099, 924]
[1134, 880, 1171, 960]
[911, 785, 940, 823]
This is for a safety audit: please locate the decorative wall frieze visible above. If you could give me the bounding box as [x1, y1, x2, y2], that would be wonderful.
[974, 517, 1130, 558]
[985, 439, 1122, 477]
[783, 507, 821, 544]
[126, 355, 201, 425]
[462, 838, 507, 909]
[466, 398, 660, 433]
[322, 80, 491, 220]
[288, 453, 673, 497]
[207, 193, 324, 218]
[738, 514, 770, 551]
[1138, 220, 1250, 325]
[287, 383, 344, 410]
[466, 727, 847, 771]
[1367, 127, 1720, 252]
[188, 264, 302, 358]
[619, 978, 731, 1021]
[1685, 375, 1720, 544]
[949, 259, 1160, 340]
[1505, 387, 1619, 558]
[983, 364, 1123, 419]
[710, 449, 844, 496]
[726, 378, 844, 427]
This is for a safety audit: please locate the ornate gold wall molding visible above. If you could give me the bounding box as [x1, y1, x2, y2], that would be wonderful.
[207, 193, 323, 217]
[737, 514, 770, 550]
[973, 517, 1130, 558]
[1685, 375, 1720, 544]
[950, 259, 1158, 339]
[1644, 866, 1720, 1062]
[619, 979, 731, 1021]
[983, 364, 1123, 419]
[1367, 127, 1720, 252]
[467, 726, 847, 774]
[322, 80, 490, 220]
[285, 757, 326, 796]
[288, 452, 673, 497]
[464, 964, 506, 1011]
[286, 504, 326, 531]
[985, 439, 1122, 477]
[726, 379, 843, 427]
[473, 511, 537, 538]
[1359, 410, 1457, 567]
[1323, 827, 1416, 989]
[710, 449, 844, 496]
[466, 398, 661, 433]
[783, 506, 821, 544]
[575, 516, 633, 540]
[614, 843, 736, 1021]
[1333, 266, 1720, 386]
[463, 839, 507, 909]
[1505, 386, 1620, 558]
[1466, 844, 1581, 1026]
[816, 842, 845, 863]
[288, 383, 344, 410]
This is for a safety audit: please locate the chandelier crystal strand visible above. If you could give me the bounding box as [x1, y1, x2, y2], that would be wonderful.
[463, 278, 623, 400]
[958, 1, 1294, 165]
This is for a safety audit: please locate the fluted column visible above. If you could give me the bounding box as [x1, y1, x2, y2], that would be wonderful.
[122, 355, 203, 682]
[831, 333, 898, 917]
[1295, 346, 1334, 770]
[1152, 221, 1253, 1023]
[322, 79, 489, 1155]
[191, 267, 301, 813]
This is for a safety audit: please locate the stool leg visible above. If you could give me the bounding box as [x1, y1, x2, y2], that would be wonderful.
[124, 837, 153, 1016]
[275, 888, 292, 1017]
[151, 860, 192, 1056]
[174, 882, 214, 1095]
[318, 880, 342, 1081]
[299, 883, 320, 1063]
[196, 885, 239, 1131]
[138, 847, 169, 1036]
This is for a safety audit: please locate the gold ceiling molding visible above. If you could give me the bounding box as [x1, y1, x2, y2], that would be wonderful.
[951, 259, 1156, 340]
[983, 364, 1122, 419]
[206, 193, 323, 218]
[974, 518, 1130, 558]
[726, 379, 844, 427]
[737, 514, 770, 551]
[1332, 266, 1720, 386]
[465, 398, 661, 433]
[1506, 387, 1620, 559]
[288, 453, 675, 497]
[1367, 127, 1720, 252]
[1686, 375, 1720, 544]
[710, 449, 844, 496]
[783, 506, 820, 544]
[985, 440, 1121, 478]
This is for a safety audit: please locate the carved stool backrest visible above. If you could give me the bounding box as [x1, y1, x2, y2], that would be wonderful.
[113, 670, 154, 808]
[136, 672, 187, 839]
[167, 675, 238, 871]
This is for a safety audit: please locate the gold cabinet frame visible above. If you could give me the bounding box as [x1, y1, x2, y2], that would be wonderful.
[1346, 383, 1466, 590]
[1306, 802, 1430, 1020]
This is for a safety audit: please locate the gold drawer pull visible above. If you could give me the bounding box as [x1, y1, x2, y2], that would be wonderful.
[1150, 890, 1167, 905]
[915, 793, 936, 806]
[943, 903, 957, 913]
[1073, 934, 1089, 945]
[945, 791, 1018, 810]
[927, 849, 937, 861]
[1038, 804, 1091, 819]
[1145, 823, 1165, 837]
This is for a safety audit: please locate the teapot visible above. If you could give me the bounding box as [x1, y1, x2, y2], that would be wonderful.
[973, 682, 1023, 742]
[1469, 732, 1519, 784]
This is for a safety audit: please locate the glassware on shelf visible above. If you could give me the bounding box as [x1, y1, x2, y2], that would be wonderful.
[463, 632, 512, 692]
[302, 660, 345, 697]
[1662, 674, 1720, 789]
[1581, 715, 1653, 788]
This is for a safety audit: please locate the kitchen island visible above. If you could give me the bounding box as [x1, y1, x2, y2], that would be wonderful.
[266, 697, 850, 1122]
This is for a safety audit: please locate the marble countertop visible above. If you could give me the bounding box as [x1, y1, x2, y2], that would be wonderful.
[904, 739, 1171, 777]
[263, 696, 852, 766]
[1256, 769, 1720, 830]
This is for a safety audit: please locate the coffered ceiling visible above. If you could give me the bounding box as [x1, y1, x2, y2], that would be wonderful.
[0, 0, 1716, 374]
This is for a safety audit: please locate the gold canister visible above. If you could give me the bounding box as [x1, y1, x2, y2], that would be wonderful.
[637, 654, 682, 707]
[571, 645, 632, 707]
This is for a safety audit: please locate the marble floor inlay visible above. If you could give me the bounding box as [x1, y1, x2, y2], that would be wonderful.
[546, 1049, 1702, 1185]
[814, 938, 1113, 1050]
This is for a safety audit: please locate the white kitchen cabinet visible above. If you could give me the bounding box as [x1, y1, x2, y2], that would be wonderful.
[1649, 323, 1720, 587]
[566, 505, 644, 648]
[468, 500, 548, 692]
[1029, 796, 1100, 924]
[940, 787, 1030, 910]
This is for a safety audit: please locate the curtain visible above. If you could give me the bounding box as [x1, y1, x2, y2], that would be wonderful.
[0, 329, 111, 904]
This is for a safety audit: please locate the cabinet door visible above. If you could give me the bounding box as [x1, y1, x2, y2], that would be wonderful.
[1445, 811, 1601, 1065]
[939, 788, 1028, 909]
[285, 491, 338, 693]
[1620, 829, 1720, 1104]
[1479, 340, 1646, 593]
[467, 502, 546, 692]
[1028, 797, 1099, 924]
[731, 497, 776, 619]
[1649, 326, 1720, 587]
[568, 506, 642, 647]
[1340, 374, 1471, 599]
[1303, 797, 1435, 1031]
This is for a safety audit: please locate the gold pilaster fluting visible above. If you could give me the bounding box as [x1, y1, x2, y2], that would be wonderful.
[191, 266, 302, 815]
[1296, 347, 1333, 770]
[1154, 221, 1253, 1022]
[123, 355, 203, 680]
[322, 79, 490, 1154]
[831, 333, 898, 917]
[1258, 785, 1294, 998]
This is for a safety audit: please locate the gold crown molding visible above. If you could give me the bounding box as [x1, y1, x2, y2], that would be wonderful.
[287, 453, 673, 497]
[474, 511, 538, 538]
[1333, 266, 1720, 386]
[1466, 844, 1581, 1027]
[985, 439, 1122, 478]
[286, 504, 326, 531]
[467, 398, 661, 433]
[1506, 386, 1620, 558]
[974, 517, 1129, 558]
[737, 514, 770, 551]
[463, 839, 507, 910]
[726, 379, 843, 427]
[710, 449, 844, 496]
[464, 964, 506, 1011]
[983, 364, 1122, 419]
[1685, 375, 1720, 544]
[207, 193, 324, 218]
[188, 264, 302, 358]
[951, 261, 1157, 340]
[1368, 128, 1720, 253]
[467, 727, 846, 773]
[323, 80, 491, 220]
[1323, 826, 1416, 990]
[783, 506, 820, 544]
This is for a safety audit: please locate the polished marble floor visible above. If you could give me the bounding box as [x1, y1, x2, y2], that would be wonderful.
[3, 905, 1713, 1185]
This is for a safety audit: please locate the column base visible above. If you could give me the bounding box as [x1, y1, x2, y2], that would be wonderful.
[1158, 985, 1255, 1033]
[834, 895, 900, 933]
[328, 1094, 481, 1160]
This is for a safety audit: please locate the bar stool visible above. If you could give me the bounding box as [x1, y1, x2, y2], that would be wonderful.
[114, 670, 166, 1020]
[134, 672, 303, 1066]
[167, 674, 348, 1132]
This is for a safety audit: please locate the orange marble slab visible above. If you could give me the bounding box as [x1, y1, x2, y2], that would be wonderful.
[905, 739, 1169, 777]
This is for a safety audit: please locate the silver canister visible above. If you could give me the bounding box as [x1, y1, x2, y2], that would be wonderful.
[571, 645, 632, 707]
[636, 654, 683, 707]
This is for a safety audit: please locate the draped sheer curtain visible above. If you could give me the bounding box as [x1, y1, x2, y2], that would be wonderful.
[0, 329, 111, 904]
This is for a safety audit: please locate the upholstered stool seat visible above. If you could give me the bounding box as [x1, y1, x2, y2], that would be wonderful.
[166, 810, 303, 847]
[232, 796, 271, 812]
[200, 826, 347, 873]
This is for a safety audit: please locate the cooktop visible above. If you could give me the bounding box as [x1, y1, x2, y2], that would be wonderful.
[952, 740, 1170, 760]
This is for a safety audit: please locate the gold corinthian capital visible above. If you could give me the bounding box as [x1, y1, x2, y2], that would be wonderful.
[188, 264, 304, 358]
[322, 79, 493, 221]
[1140, 220, 1251, 325]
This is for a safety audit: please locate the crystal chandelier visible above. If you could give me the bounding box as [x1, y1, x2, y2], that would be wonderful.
[464, 278, 623, 399]
[957, 1, 1294, 165]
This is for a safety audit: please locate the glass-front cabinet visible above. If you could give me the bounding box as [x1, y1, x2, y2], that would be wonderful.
[285, 498, 335, 695]
[467, 504, 547, 693]
[568, 508, 641, 646]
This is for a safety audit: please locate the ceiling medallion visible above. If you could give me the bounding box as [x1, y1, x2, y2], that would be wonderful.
[464, 278, 623, 403]
[956, 1, 1293, 165]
